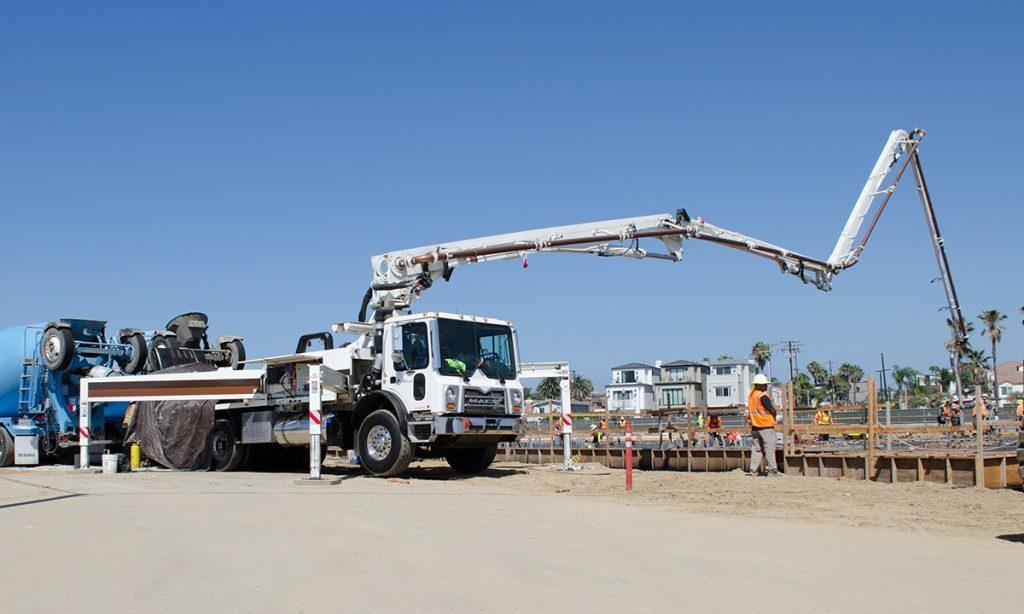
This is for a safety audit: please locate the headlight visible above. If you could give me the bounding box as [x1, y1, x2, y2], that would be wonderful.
[445, 387, 457, 402]
[511, 389, 522, 404]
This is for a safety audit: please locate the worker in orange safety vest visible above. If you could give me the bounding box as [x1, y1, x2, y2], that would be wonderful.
[747, 373, 779, 476]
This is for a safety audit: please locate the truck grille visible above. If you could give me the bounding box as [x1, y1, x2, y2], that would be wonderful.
[463, 389, 506, 415]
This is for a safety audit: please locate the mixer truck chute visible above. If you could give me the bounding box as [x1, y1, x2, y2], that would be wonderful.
[75, 128, 961, 479]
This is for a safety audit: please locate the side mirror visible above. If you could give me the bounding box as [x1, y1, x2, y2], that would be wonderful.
[392, 350, 407, 370]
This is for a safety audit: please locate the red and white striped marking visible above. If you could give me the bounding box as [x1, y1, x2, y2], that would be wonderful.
[78, 426, 91, 440]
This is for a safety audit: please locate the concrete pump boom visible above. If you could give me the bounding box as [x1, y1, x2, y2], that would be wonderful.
[364, 129, 963, 339]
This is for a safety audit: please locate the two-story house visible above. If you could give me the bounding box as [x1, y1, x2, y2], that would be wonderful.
[606, 362, 658, 413]
[706, 358, 757, 407]
[653, 360, 709, 409]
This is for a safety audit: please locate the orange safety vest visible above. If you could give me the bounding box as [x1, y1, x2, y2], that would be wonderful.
[748, 389, 775, 428]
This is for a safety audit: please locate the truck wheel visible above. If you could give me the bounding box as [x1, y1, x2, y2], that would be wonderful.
[445, 445, 498, 475]
[209, 420, 245, 472]
[357, 409, 413, 477]
[41, 326, 75, 371]
[120, 333, 148, 374]
[0, 428, 14, 467]
[148, 335, 179, 371]
[221, 340, 246, 370]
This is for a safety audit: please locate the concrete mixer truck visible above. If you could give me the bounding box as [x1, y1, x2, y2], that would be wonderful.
[0, 314, 247, 467]
[0, 319, 142, 466]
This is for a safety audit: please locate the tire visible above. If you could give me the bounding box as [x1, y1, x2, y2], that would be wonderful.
[209, 420, 245, 472]
[445, 445, 498, 475]
[0, 427, 14, 468]
[120, 333, 148, 374]
[357, 409, 413, 477]
[221, 340, 246, 370]
[148, 335, 179, 371]
[41, 326, 75, 371]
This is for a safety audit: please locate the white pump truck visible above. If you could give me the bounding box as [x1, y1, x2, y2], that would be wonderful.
[77, 128, 965, 477]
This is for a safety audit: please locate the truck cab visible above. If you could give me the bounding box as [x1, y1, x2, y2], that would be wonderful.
[369, 312, 523, 474]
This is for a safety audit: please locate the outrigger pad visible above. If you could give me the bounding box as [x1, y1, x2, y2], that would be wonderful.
[124, 362, 218, 471]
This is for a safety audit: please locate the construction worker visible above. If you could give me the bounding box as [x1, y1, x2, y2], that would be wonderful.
[938, 398, 951, 426]
[747, 373, 779, 476]
[707, 412, 723, 447]
[813, 407, 832, 442]
[1016, 398, 1023, 423]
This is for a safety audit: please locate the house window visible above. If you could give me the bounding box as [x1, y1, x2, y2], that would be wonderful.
[662, 388, 684, 407]
[618, 370, 637, 383]
[612, 390, 636, 410]
[714, 366, 732, 375]
[714, 386, 732, 397]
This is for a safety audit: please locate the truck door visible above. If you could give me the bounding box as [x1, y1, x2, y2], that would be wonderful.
[386, 321, 433, 413]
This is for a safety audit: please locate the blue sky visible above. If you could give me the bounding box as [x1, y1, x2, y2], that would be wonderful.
[2, 2, 1021, 386]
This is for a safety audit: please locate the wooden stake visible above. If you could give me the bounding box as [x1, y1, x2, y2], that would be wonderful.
[867, 376, 877, 481]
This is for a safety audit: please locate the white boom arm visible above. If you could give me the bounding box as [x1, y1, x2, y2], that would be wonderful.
[365, 129, 926, 316]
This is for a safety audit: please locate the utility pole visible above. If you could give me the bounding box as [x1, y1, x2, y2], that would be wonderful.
[827, 360, 837, 407]
[781, 340, 800, 383]
[876, 353, 891, 403]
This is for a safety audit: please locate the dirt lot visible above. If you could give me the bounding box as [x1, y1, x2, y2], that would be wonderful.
[2, 460, 1022, 613]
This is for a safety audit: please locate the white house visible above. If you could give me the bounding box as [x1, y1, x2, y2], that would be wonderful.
[993, 361, 1023, 407]
[606, 362, 659, 413]
[706, 358, 757, 408]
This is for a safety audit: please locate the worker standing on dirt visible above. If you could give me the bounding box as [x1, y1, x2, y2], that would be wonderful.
[747, 374, 779, 476]
[1016, 399, 1023, 423]
[707, 412, 723, 446]
[813, 408, 832, 442]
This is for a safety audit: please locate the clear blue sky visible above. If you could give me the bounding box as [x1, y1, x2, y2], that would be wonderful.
[2, 2, 1021, 386]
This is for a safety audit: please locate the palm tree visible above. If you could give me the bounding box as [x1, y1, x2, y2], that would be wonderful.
[965, 348, 989, 385]
[569, 371, 593, 401]
[806, 361, 828, 387]
[837, 363, 864, 404]
[535, 377, 561, 401]
[750, 341, 772, 374]
[890, 365, 918, 408]
[978, 309, 1006, 407]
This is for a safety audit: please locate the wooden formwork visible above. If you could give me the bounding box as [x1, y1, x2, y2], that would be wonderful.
[500, 446, 1021, 489]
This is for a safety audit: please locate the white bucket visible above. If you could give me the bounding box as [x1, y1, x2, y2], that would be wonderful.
[101, 453, 120, 475]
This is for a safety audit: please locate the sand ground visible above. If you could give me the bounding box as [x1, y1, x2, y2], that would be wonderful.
[1, 460, 1021, 613]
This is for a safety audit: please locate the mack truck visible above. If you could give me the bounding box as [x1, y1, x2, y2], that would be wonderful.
[77, 128, 967, 477]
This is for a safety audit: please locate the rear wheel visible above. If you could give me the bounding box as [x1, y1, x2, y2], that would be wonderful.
[41, 326, 75, 371]
[445, 445, 498, 475]
[0, 428, 14, 467]
[357, 409, 413, 477]
[148, 335, 180, 371]
[209, 420, 245, 472]
[221, 340, 246, 370]
[120, 333, 148, 374]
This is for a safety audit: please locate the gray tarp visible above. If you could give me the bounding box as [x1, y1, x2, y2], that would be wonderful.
[125, 362, 216, 471]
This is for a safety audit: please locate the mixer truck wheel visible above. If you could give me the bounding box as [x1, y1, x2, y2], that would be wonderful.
[147, 335, 179, 371]
[120, 333, 148, 374]
[220, 340, 246, 370]
[41, 326, 75, 372]
[357, 409, 413, 477]
[209, 420, 245, 472]
[0, 428, 14, 467]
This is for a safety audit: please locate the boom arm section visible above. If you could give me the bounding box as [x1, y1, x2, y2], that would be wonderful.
[365, 129, 928, 317]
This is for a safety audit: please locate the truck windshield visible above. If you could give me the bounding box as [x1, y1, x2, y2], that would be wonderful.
[437, 319, 517, 380]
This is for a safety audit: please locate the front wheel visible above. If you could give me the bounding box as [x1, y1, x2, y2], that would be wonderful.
[357, 409, 413, 477]
[445, 445, 497, 475]
[209, 420, 245, 471]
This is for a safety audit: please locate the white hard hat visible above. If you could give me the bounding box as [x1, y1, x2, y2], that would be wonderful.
[752, 373, 770, 386]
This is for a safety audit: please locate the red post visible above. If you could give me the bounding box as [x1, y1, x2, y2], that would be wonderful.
[625, 421, 633, 492]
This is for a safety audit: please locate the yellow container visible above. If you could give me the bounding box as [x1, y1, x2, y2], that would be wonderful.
[130, 443, 141, 470]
